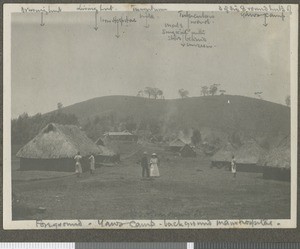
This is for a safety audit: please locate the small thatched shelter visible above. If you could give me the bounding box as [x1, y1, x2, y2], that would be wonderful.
[96, 145, 120, 163]
[180, 144, 196, 157]
[17, 123, 102, 172]
[235, 140, 264, 173]
[211, 143, 236, 169]
[260, 137, 290, 181]
[169, 138, 186, 152]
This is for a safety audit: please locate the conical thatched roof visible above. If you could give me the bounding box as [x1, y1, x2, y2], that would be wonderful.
[211, 143, 236, 162]
[17, 123, 102, 159]
[259, 137, 290, 169]
[235, 140, 264, 164]
[169, 138, 186, 147]
[95, 137, 105, 146]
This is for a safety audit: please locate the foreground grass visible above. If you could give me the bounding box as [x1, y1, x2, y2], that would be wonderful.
[12, 146, 290, 220]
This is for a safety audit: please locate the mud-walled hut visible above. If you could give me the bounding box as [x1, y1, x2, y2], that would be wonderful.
[211, 143, 236, 169]
[169, 138, 186, 152]
[16, 123, 102, 172]
[260, 137, 290, 181]
[235, 140, 264, 173]
[180, 144, 196, 157]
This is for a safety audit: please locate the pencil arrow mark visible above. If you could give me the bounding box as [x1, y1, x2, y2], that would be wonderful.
[115, 21, 120, 38]
[263, 15, 268, 26]
[181, 34, 185, 47]
[144, 15, 149, 28]
[94, 10, 98, 30]
[40, 12, 45, 26]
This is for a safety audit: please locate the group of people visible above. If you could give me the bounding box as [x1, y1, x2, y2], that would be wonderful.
[74, 152, 95, 178]
[74, 151, 233, 179]
[140, 152, 160, 178]
[74, 151, 161, 179]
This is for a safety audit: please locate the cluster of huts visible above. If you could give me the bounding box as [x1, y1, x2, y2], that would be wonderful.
[211, 137, 291, 181]
[16, 123, 291, 182]
[16, 123, 121, 172]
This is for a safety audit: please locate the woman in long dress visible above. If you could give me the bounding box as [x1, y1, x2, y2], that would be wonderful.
[149, 153, 160, 177]
[74, 152, 83, 177]
[231, 155, 237, 179]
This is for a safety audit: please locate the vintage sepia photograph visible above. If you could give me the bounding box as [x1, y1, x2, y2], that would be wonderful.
[3, 4, 298, 229]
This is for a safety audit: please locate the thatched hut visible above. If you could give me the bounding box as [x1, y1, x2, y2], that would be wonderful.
[211, 143, 236, 169]
[180, 144, 196, 157]
[96, 145, 120, 163]
[169, 138, 186, 152]
[260, 138, 290, 181]
[235, 140, 264, 173]
[17, 123, 102, 172]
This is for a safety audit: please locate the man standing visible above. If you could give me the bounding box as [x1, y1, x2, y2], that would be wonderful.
[89, 154, 95, 175]
[141, 152, 149, 178]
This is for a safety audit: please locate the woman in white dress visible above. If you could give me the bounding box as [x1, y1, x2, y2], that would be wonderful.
[231, 155, 237, 179]
[74, 152, 83, 178]
[149, 153, 160, 177]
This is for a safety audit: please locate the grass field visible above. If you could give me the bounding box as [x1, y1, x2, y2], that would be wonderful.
[12, 143, 290, 220]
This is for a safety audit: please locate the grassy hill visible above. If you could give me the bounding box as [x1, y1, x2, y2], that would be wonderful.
[59, 95, 290, 146]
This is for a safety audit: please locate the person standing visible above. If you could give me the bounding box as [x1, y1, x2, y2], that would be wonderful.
[89, 154, 95, 175]
[74, 152, 83, 178]
[231, 155, 237, 178]
[141, 152, 149, 178]
[150, 153, 160, 178]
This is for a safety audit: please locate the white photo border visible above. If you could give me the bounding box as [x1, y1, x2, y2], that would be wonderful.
[3, 3, 298, 230]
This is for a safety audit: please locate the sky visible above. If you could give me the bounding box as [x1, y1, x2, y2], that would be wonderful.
[11, 10, 290, 118]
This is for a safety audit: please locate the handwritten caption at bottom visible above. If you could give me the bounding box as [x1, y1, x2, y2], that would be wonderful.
[35, 219, 275, 229]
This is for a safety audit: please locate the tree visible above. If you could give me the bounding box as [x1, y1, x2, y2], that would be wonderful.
[152, 88, 162, 99]
[254, 92, 263, 99]
[144, 87, 153, 98]
[137, 90, 144, 97]
[157, 89, 164, 99]
[143, 87, 163, 99]
[57, 102, 63, 110]
[178, 88, 189, 98]
[209, 84, 219, 96]
[11, 111, 79, 145]
[285, 95, 290, 107]
[201, 86, 209, 96]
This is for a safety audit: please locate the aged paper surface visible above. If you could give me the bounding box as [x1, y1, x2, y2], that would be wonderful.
[3, 4, 298, 229]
